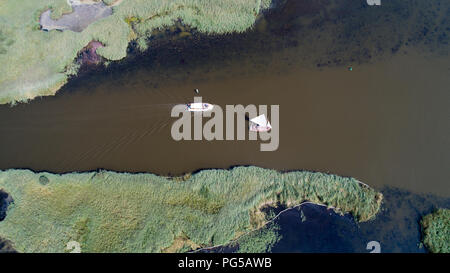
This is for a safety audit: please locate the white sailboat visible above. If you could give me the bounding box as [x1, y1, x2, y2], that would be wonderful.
[186, 102, 213, 112]
[249, 114, 272, 132]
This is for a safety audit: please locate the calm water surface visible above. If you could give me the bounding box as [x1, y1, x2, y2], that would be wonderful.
[0, 0, 448, 195]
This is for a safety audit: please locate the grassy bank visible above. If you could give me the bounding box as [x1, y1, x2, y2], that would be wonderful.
[0, 0, 272, 104]
[421, 209, 450, 253]
[234, 223, 281, 253]
[0, 166, 382, 253]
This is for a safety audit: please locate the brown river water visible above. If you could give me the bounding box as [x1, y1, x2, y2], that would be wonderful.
[0, 0, 449, 195]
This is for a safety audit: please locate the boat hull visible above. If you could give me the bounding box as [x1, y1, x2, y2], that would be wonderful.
[249, 124, 272, 132]
[187, 103, 214, 112]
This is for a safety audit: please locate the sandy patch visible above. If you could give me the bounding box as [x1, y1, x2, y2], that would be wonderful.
[40, 2, 112, 32]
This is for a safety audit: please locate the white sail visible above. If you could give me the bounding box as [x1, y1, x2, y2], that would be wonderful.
[250, 115, 268, 126]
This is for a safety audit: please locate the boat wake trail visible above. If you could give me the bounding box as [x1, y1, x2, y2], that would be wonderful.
[59, 114, 173, 170]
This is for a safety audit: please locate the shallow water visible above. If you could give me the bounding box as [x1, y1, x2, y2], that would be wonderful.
[0, 190, 12, 222]
[204, 187, 450, 253]
[0, 190, 15, 253]
[0, 238, 15, 253]
[272, 188, 450, 253]
[0, 0, 449, 196]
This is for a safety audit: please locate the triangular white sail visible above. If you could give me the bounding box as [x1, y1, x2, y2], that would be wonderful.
[250, 115, 268, 126]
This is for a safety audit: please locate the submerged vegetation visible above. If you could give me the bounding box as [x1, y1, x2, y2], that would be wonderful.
[0, 166, 382, 253]
[421, 209, 450, 253]
[0, 0, 272, 104]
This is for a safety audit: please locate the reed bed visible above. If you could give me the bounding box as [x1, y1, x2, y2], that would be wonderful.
[0, 166, 382, 252]
[0, 0, 272, 104]
[421, 209, 449, 253]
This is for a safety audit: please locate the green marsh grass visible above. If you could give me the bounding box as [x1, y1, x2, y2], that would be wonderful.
[234, 223, 281, 253]
[0, 0, 272, 104]
[421, 209, 450, 253]
[0, 166, 382, 252]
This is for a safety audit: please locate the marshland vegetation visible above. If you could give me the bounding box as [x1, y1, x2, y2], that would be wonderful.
[421, 209, 449, 253]
[0, 0, 272, 104]
[0, 166, 382, 252]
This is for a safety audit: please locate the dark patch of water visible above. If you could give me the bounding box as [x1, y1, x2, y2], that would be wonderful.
[0, 238, 16, 253]
[0, 190, 15, 252]
[200, 187, 449, 253]
[262, 187, 449, 253]
[0, 189, 13, 222]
